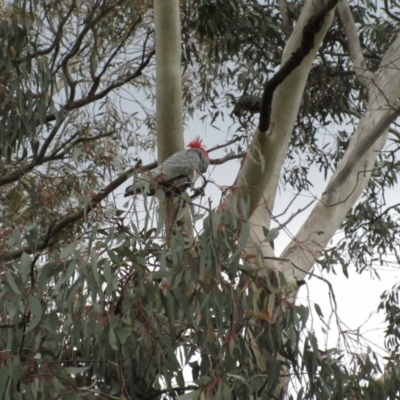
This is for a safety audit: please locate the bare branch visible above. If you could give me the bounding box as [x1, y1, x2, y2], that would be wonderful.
[57, 3, 117, 72]
[55, 3, 122, 106]
[337, 0, 372, 87]
[35, 1, 76, 56]
[208, 136, 245, 152]
[36, 119, 66, 162]
[0, 161, 143, 263]
[328, 108, 399, 195]
[278, 0, 293, 38]
[88, 16, 143, 97]
[46, 48, 155, 123]
[347, 107, 400, 140]
[210, 152, 245, 165]
[277, 199, 316, 228]
[42, 130, 118, 162]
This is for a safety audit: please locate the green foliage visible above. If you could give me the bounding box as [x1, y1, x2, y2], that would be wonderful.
[0, 202, 311, 398]
[1, 201, 399, 399]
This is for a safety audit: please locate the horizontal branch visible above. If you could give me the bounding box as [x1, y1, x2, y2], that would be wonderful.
[210, 151, 245, 165]
[0, 130, 116, 187]
[0, 149, 233, 263]
[42, 130, 117, 162]
[208, 135, 245, 152]
[0, 161, 141, 263]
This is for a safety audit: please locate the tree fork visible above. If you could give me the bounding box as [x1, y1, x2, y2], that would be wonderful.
[259, 0, 339, 133]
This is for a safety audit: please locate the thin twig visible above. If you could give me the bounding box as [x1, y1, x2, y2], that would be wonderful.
[278, 199, 316, 228]
[210, 152, 245, 165]
[208, 136, 245, 152]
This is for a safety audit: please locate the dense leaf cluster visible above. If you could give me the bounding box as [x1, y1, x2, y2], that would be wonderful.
[0, 196, 385, 399]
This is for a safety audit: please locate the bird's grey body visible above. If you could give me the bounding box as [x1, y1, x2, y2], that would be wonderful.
[124, 145, 209, 197]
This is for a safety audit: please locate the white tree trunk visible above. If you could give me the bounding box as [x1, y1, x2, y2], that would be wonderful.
[271, 30, 400, 400]
[280, 32, 400, 285]
[241, 4, 400, 399]
[154, 0, 188, 237]
[238, 1, 338, 398]
[241, 0, 335, 286]
[236, 0, 335, 218]
[154, 0, 184, 159]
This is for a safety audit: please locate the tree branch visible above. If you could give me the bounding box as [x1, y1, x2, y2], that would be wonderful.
[35, 1, 76, 56]
[0, 127, 116, 187]
[280, 32, 400, 287]
[328, 108, 399, 195]
[88, 16, 143, 97]
[42, 130, 118, 162]
[0, 145, 236, 263]
[337, 0, 372, 87]
[259, 0, 339, 132]
[208, 135, 245, 152]
[210, 152, 245, 165]
[0, 120, 64, 187]
[45, 48, 155, 123]
[0, 161, 142, 263]
[278, 0, 293, 38]
[154, 0, 186, 240]
[235, 0, 337, 223]
[347, 107, 400, 140]
[57, 3, 117, 73]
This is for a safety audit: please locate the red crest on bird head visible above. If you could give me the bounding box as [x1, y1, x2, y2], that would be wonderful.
[187, 136, 209, 158]
[187, 136, 205, 149]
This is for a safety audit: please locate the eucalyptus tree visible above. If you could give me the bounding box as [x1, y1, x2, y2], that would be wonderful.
[1, 0, 400, 399]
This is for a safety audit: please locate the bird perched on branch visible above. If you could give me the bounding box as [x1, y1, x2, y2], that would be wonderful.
[232, 94, 261, 116]
[124, 136, 209, 197]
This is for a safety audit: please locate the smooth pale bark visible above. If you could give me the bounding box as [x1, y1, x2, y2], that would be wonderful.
[154, 0, 189, 237]
[154, 0, 184, 158]
[280, 32, 400, 288]
[337, 0, 372, 87]
[241, 1, 338, 398]
[236, 0, 335, 215]
[242, 0, 336, 286]
[246, 28, 400, 400]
